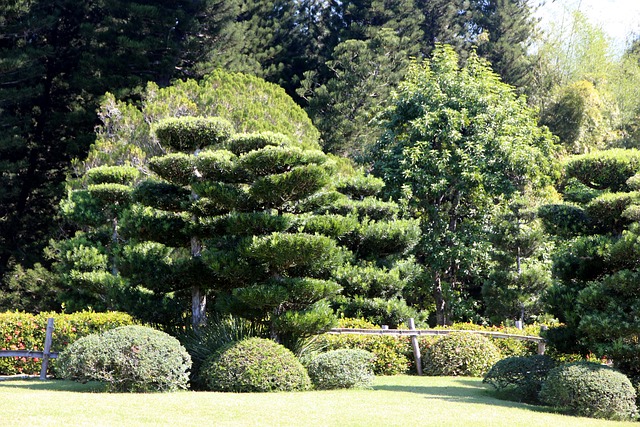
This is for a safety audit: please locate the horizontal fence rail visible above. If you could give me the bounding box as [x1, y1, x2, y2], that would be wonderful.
[0, 317, 57, 380]
[329, 328, 545, 343]
[328, 323, 547, 374]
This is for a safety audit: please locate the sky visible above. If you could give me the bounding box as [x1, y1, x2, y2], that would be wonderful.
[533, 0, 640, 52]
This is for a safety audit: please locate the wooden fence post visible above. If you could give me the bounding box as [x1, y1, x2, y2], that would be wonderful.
[537, 325, 548, 355]
[39, 318, 54, 380]
[408, 318, 422, 376]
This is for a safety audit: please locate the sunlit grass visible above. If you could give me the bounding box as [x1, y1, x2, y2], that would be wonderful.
[0, 375, 635, 426]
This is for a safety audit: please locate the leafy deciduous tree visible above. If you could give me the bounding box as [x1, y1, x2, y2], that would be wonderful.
[372, 45, 558, 325]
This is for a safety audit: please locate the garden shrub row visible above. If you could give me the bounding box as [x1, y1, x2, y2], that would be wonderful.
[0, 311, 135, 375]
[314, 320, 543, 375]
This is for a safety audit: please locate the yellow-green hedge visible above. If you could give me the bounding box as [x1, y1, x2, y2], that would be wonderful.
[0, 311, 135, 375]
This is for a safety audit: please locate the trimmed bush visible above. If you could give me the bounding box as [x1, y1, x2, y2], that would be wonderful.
[200, 337, 310, 392]
[483, 355, 556, 403]
[57, 325, 191, 392]
[0, 311, 135, 376]
[86, 165, 140, 185]
[540, 362, 637, 420]
[423, 333, 502, 377]
[307, 349, 375, 390]
[154, 116, 234, 151]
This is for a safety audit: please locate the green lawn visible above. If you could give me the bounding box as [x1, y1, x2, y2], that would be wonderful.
[0, 375, 635, 426]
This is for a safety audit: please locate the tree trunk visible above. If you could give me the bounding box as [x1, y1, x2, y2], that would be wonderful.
[191, 286, 206, 330]
[111, 217, 119, 276]
[433, 273, 448, 326]
[190, 234, 205, 329]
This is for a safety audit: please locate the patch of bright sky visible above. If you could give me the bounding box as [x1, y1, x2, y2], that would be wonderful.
[532, 0, 640, 54]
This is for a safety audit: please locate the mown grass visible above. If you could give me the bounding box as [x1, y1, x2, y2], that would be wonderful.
[0, 375, 635, 426]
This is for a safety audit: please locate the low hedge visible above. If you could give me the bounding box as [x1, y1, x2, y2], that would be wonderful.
[314, 333, 411, 375]
[0, 311, 135, 375]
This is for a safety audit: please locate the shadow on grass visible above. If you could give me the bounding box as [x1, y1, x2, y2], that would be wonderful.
[0, 378, 106, 393]
[373, 378, 556, 414]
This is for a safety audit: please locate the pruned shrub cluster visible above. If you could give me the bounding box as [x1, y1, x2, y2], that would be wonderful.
[307, 349, 375, 390]
[57, 325, 191, 392]
[200, 337, 310, 392]
[423, 333, 501, 377]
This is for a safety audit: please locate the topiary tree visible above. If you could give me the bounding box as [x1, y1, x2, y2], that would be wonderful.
[200, 337, 310, 392]
[47, 165, 141, 312]
[543, 148, 640, 377]
[57, 325, 192, 392]
[540, 362, 637, 420]
[82, 69, 321, 173]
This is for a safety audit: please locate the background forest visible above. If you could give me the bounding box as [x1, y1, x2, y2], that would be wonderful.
[3, 0, 640, 364]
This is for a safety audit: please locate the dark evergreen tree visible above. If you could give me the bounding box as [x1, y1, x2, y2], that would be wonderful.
[0, 0, 238, 284]
[298, 28, 409, 158]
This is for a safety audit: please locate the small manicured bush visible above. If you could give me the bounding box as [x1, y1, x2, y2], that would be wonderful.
[483, 355, 556, 403]
[540, 362, 637, 420]
[200, 337, 310, 392]
[423, 333, 501, 377]
[307, 349, 375, 390]
[57, 325, 191, 392]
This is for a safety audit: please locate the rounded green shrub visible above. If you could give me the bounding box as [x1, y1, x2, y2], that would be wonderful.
[307, 349, 375, 390]
[200, 337, 310, 392]
[423, 333, 502, 377]
[539, 362, 637, 420]
[483, 355, 556, 403]
[56, 325, 191, 392]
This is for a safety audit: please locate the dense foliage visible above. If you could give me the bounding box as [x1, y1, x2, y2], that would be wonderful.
[483, 355, 556, 403]
[372, 45, 558, 325]
[0, 311, 134, 375]
[200, 337, 310, 392]
[57, 325, 192, 392]
[307, 349, 375, 390]
[543, 149, 640, 380]
[539, 362, 637, 420]
[423, 333, 502, 377]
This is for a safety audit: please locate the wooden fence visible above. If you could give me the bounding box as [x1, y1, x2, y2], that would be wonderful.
[0, 317, 58, 380]
[329, 320, 546, 375]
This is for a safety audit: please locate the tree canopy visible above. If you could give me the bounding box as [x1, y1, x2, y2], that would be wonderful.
[372, 45, 559, 325]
